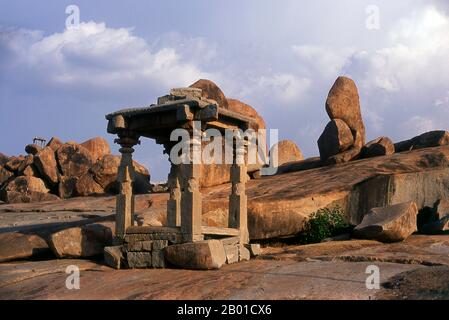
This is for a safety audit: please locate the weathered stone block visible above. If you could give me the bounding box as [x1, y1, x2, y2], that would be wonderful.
[125, 241, 143, 252]
[49, 223, 113, 258]
[354, 202, 418, 243]
[164, 239, 226, 270]
[152, 250, 166, 268]
[220, 236, 240, 246]
[142, 241, 153, 251]
[124, 231, 183, 244]
[239, 245, 251, 261]
[153, 240, 168, 250]
[124, 234, 150, 243]
[127, 252, 152, 268]
[223, 244, 239, 264]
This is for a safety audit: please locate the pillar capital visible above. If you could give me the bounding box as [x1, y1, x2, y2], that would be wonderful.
[114, 130, 140, 150]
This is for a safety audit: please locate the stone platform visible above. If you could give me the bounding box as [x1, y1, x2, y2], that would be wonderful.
[104, 226, 260, 270]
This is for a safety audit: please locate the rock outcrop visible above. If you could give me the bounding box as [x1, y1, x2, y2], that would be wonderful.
[318, 119, 354, 161]
[4, 156, 25, 173]
[395, 131, 449, 153]
[34, 147, 59, 185]
[353, 202, 418, 242]
[361, 137, 395, 159]
[25, 144, 42, 155]
[0, 137, 150, 203]
[80, 137, 111, 161]
[270, 140, 303, 168]
[90, 155, 151, 194]
[203, 145, 449, 239]
[0, 165, 13, 186]
[0, 176, 58, 204]
[0, 152, 9, 166]
[190, 79, 229, 109]
[75, 173, 104, 196]
[318, 76, 366, 164]
[0, 232, 50, 263]
[56, 143, 94, 177]
[189, 79, 266, 187]
[164, 239, 227, 270]
[49, 223, 114, 258]
[46, 137, 63, 151]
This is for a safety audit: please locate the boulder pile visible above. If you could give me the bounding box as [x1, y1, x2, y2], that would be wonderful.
[311, 76, 449, 167]
[0, 137, 150, 203]
[189, 79, 276, 186]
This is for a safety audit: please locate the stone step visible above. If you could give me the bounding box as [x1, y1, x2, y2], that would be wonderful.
[201, 226, 240, 237]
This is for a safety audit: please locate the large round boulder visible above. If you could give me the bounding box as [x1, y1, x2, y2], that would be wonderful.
[49, 222, 114, 258]
[227, 98, 266, 131]
[395, 131, 449, 153]
[75, 173, 104, 196]
[4, 176, 49, 194]
[80, 137, 111, 161]
[325, 76, 366, 149]
[361, 137, 395, 159]
[189, 79, 267, 186]
[34, 146, 59, 185]
[4, 156, 25, 173]
[58, 176, 78, 199]
[189, 79, 229, 108]
[56, 143, 94, 177]
[25, 144, 42, 155]
[354, 202, 418, 243]
[318, 76, 366, 164]
[90, 155, 150, 194]
[269, 140, 303, 168]
[318, 119, 354, 161]
[0, 176, 59, 203]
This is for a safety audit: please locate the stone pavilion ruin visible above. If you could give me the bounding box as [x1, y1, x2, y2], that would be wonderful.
[104, 87, 260, 269]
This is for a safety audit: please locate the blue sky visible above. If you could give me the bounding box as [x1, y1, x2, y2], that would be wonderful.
[1, 0, 449, 180]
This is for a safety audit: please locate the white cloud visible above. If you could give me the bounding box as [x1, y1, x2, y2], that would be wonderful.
[292, 45, 356, 80]
[236, 73, 312, 107]
[0, 22, 212, 96]
[354, 7, 449, 92]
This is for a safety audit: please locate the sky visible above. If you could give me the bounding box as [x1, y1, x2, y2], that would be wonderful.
[1, 0, 449, 181]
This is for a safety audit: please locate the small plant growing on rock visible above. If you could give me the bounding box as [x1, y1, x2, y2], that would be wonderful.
[299, 206, 349, 244]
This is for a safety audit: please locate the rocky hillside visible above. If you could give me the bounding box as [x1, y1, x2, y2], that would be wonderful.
[0, 137, 150, 204]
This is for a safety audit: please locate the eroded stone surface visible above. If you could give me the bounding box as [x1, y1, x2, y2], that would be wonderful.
[164, 240, 226, 270]
[49, 222, 113, 258]
[361, 137, 395, 159]
[354, 202, 418, 243]
[0, 232, 50, 263]
[80, 137, 111, 162]
[34, 147, 59, 185]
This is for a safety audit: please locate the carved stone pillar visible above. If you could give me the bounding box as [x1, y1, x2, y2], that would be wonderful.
[229, 138, 249, 244]
[180, 129, 203, 242]
[167, 163, 181, 227]
[115, 134, 140, 239]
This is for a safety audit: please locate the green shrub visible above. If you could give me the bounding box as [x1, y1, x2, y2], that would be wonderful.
[298, 206, 349, 244]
